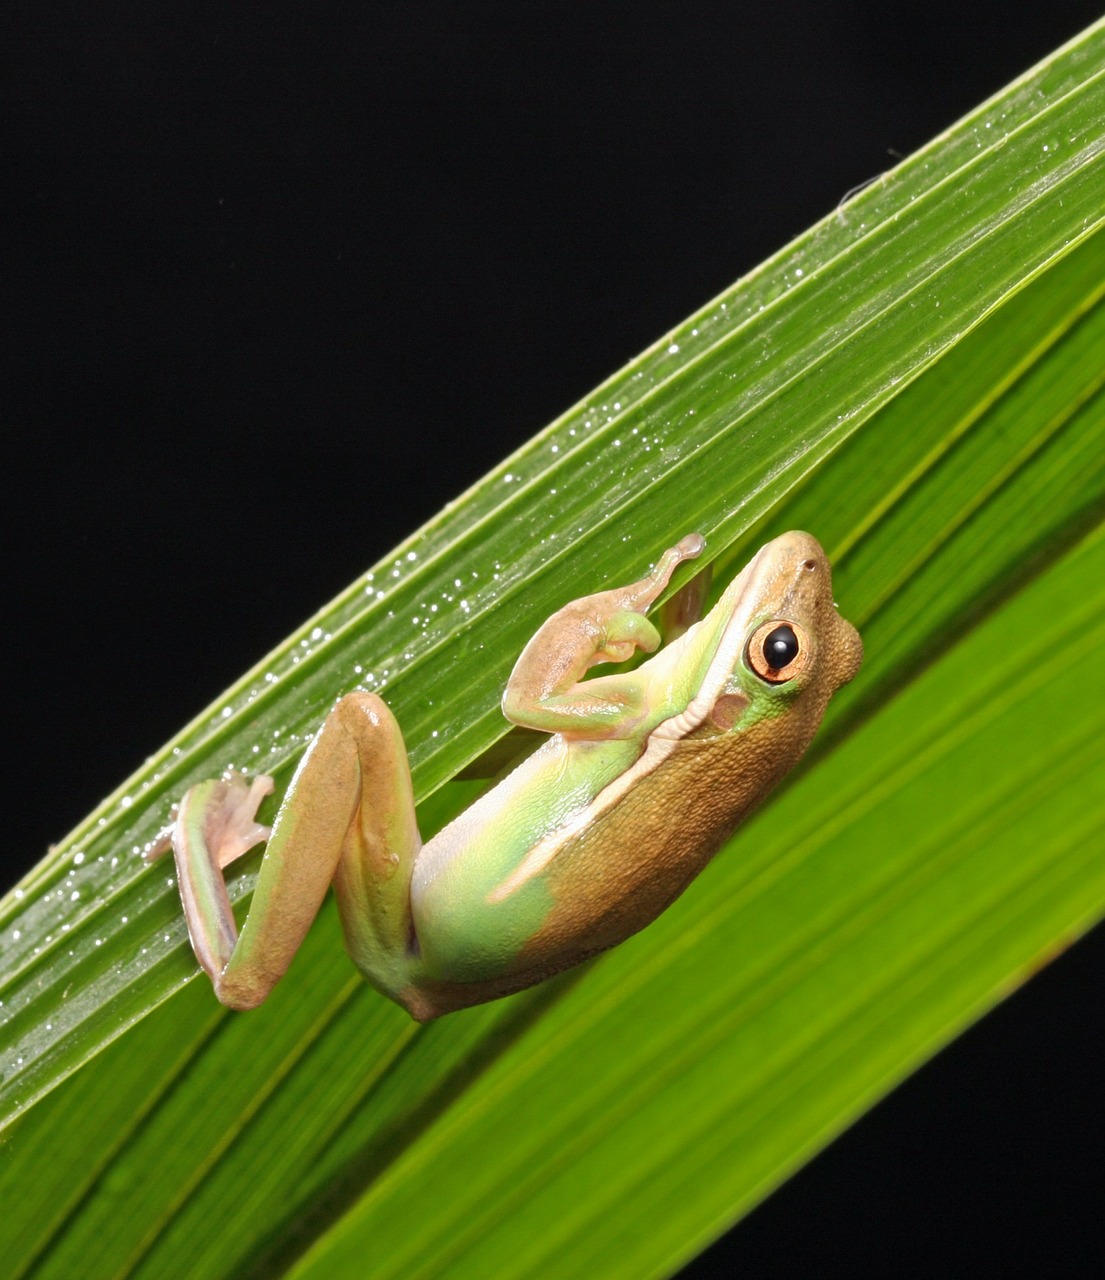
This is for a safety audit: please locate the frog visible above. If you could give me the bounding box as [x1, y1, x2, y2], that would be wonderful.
[147, 530, 862, 1020]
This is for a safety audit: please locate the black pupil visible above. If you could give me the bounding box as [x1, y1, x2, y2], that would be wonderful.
[764, 625, 799, 669]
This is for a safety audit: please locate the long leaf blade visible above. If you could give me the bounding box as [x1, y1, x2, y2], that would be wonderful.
[1, 20, 1104, 1280]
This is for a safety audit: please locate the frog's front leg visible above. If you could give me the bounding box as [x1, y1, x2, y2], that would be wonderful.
[502, 533, 705, 738]
[148, 692, 420, 1010]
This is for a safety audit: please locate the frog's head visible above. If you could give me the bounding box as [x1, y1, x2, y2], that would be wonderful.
[655, 530, 862, 742]
[738, 529, 863, 697]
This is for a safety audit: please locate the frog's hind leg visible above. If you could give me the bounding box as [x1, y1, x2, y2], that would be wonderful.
[158, 691, 421, 1010]
[328, 693, 424, 1003]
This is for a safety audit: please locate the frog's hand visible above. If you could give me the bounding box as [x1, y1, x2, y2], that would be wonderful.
[165, 692, 421, 1010]
[503, 533, 705, 738]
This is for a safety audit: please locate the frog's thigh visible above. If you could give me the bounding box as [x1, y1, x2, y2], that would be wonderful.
[329, 692, 421, 975]
[223, 691, 419, 1006]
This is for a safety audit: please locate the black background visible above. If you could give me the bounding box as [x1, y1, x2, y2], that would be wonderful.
[5, 4, 1104, 1275]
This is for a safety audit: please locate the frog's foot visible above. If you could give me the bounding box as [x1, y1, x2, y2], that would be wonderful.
[207, 773, 275, 868]
[143, 772, 274, 868]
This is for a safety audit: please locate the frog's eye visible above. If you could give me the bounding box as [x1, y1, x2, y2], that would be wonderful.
[746, 620, 811, 684]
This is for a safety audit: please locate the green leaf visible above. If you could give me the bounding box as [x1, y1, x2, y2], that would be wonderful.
[3, 19, 1105, 1279]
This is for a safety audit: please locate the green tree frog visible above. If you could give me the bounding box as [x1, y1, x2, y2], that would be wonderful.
[148, 531, 861, 1020]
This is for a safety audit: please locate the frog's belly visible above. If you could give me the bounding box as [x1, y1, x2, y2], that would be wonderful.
[411, 721, 789, 985]
[396, 751, 728, 1019]
[409, 733, 641, 982]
